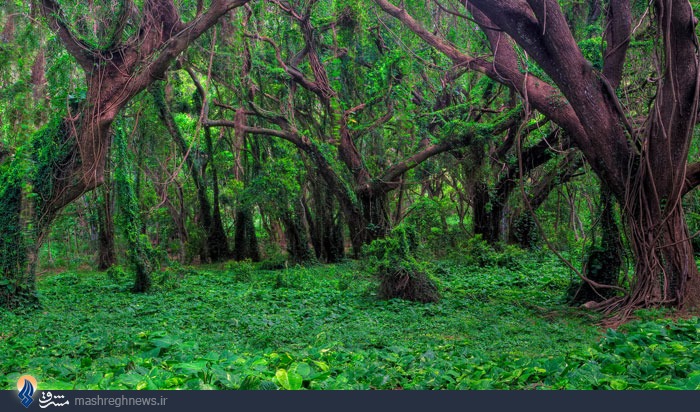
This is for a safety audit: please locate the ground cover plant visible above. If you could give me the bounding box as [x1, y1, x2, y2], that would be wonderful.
[2, 254, 699, 390]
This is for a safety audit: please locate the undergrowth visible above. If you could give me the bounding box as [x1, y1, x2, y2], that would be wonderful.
[1, 254, 698, 390]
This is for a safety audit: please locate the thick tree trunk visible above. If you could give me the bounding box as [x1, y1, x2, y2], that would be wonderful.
[358, 189, 391, 244]
[472, 182, 503, 244]
[281, 202, 314, 265]
[621, 191, 700, 313]
[233, 209, 260, 262]
[305, 183, 345, 263]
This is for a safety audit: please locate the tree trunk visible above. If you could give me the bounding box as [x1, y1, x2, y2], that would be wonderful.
[96, 182, 116, 271]
[568, 183, 622, 304]
[150, 83, 230, 263]
[281, 202, 314, 265]
[620, 187, 700, 314]
[114, 125, 153, 294]
[0, 180, 41, 309]
[233, 209, 260, 262]
[203, 127, 231, 262]
[472, 182, 503, 244]
[358, 189, 391, 244]
[305, 182, 345, 263]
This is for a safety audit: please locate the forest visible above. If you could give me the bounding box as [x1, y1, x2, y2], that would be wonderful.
[2, 0, 700, 391]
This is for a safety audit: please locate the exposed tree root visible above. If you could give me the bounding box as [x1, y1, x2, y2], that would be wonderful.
[378, 267, 440, 303]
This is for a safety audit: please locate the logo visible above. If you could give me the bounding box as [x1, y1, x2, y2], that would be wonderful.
[39, 392, 69, 408]
[17, 375, 37, 408]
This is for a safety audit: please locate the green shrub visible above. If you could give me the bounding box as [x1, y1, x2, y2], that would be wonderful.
[226, 260, 254, 282]
[106, 265, 130, 284]
[154, 262, 197, 290]
[449, 235, 529, 269]
[259, 255, 288, 271]
[364, 226, 439, 303]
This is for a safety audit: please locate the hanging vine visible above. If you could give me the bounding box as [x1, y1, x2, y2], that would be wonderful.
[113, 121, 156, 293]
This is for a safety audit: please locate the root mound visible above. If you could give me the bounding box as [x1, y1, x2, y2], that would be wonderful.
[378, 267, 439, 303]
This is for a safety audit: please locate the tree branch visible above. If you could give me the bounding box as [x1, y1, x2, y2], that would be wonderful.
[374, 108, 522, 192]
[372, 0, 588, 145]
[683, 162, 700, 196]
[246, 32, 329, 100]
[529, 151, 583, 211]
[129, 0, 250, 96]
[602, 0, 632, 88]
[39, 0, 97, 71]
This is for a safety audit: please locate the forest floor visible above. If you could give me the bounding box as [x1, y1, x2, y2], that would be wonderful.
[1, 253, 699, 390]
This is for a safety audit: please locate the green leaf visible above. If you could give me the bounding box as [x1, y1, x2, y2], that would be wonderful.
[293, 362, 312, 378]
[275, 369, 303, 390]
[118, 373, 145, 388]
[312, 360, 330, 372]
[164, 377, 185, 388]
[173, 360, 209, 376]
[150, 335, 178, 348]
[609, 379, 628, 390]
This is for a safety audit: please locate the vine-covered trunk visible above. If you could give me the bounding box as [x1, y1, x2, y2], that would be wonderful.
[114, 125, 154, 294]
[0, 181, 43, 308]
[1, 116, 90, 308]
[96, 183, 116, 271]
[472, 182, 503, 244]
[621, 192, 700, 314]
[357, 190, 391, 245]
[614, 0, 700, 314]
[568, 183, 622, 305]
[305, 185, 345, 263]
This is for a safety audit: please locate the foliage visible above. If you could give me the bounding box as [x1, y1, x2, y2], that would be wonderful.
[2, 256, 699, 390]
[402, 197, 459, 255]
[365, 226, 440, 303]
[445, 235, 531, 270]
[0, 159, 28, 308]
[113, 123, 156, 293]
[0, 117, 73, 309]
[30, 117, 75, 211]
[578, 37, 605, 70]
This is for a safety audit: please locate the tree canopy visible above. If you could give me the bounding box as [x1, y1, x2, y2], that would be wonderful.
[2, 0, 700, 321]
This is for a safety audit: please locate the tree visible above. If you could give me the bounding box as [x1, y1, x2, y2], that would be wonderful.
[201, 0, 520, 256]
[1, 0, 249, 309]
[373, 0, 700, 317]
[150, 78, 231, 263]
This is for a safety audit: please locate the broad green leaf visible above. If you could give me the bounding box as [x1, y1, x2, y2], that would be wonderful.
[293, 362, 312, 378]
[173, 360, 209, 376]
[276, 369, 303, 390]
[609, 379, 628, 390]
